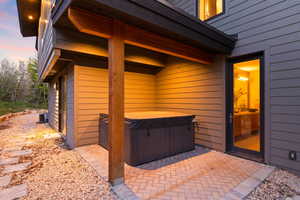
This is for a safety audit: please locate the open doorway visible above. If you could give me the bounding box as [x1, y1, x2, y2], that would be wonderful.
[227, 54, 264, 160]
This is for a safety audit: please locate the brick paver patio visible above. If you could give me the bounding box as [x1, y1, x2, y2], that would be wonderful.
[76, 145, 273, 200]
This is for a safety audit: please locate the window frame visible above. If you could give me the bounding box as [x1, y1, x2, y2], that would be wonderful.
[196, 0, 226, 21]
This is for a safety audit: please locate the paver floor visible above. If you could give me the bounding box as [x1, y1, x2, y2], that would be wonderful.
[77, 145, 273, 200]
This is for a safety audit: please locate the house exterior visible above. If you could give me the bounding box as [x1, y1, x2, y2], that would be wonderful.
[169, 0, 300, 174]
[17, 0, 300, 183]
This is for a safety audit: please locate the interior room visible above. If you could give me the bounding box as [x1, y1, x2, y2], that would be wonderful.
[233, 59, 261, 152]
[199, 0, 224, 20]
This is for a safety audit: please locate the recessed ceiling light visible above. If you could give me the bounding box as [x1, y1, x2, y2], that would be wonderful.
[238, 76, 249, 81]
[28, 15, 34, 20]
[239, 66, 258, 71]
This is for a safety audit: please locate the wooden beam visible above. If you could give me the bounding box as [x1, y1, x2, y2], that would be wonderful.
[68, 7, 213, 64]
[108, 19, 125, 185]
[68, 8, 112, 39]
[124, 25, 213, 64]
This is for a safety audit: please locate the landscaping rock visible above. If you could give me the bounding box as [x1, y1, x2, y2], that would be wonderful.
[0, 157, 19, 166]
[0, 112, 117, 200]
[0, 184, 27, 200]
[0, 175, 12, 187]
[3, 162, 31, 174]
[293, 195, 300, 200]
[246, 169, 300, 200]
[2, 146, 23, 152]
[7, 149, 32, 157]
[43, 132, 61, 139]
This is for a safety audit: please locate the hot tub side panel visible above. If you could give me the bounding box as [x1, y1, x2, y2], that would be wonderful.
[100, 114, 195, 166]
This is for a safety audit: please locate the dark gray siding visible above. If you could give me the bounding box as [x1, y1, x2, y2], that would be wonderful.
[168, 0, 196, 16]
[66, 66, 75, 148]
[169, 0, 300, 174]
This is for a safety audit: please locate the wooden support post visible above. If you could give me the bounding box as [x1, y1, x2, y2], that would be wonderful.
[108, 19, 125, 185]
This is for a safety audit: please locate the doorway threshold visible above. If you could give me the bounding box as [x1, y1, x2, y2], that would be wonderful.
[228, 151, 264, 163]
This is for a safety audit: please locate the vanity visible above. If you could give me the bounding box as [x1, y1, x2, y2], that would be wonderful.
[234, 112, 260, 137]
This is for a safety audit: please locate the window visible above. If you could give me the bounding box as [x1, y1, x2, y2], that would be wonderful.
[199, 0, 223, 21]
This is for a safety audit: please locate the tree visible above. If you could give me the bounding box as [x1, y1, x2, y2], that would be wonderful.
[0, 59, 30, 102]
[0, 57, 48, 107]
[27, 58, 48, 106]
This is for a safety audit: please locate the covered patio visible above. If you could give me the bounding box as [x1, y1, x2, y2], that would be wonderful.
[55, 0, 236, 185]
[76, 144, 274, 200]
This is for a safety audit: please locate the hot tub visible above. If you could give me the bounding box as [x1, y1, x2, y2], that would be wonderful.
[99, 111, 195, 166]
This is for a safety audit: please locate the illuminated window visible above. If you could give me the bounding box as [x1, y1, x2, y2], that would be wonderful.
[199, 0, 224, 21]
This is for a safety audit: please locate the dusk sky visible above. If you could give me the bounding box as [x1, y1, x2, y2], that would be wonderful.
[0, 0, 36, 62]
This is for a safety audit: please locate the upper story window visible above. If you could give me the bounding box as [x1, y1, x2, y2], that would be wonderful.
[198, 0, 224, 21]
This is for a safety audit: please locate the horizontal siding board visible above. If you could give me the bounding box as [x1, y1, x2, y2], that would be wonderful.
[195, 139, 223, 151]
[271, 139, 300, 152]
[156, 103, 223, 110]
[271, 105, 300, 115]
[271, 50, 300, 64]
[271, 68, 300, 80]
[271, 59, 300, 72]
[271, 131, 300, 143]
[271, 122, 300, 134]
[158, 79, 224, 88]
[271, 97, 300, 106]
[272, 114, 300, 124]
[157, 91, 223, 98]
[271, 40, 300, 55]
[271, 87, 300, 97]
[157, 98, 222, 104]
[271, 78, 300, 89]
[270, 155, 300, 172]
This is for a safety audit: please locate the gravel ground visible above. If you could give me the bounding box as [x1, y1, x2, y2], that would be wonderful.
[0, 112, 117, 200]
[246, 169, 300, 200]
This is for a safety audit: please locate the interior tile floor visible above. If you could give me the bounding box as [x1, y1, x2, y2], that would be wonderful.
[235, 134, 260, 152]
[76, 145, 268, 200]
